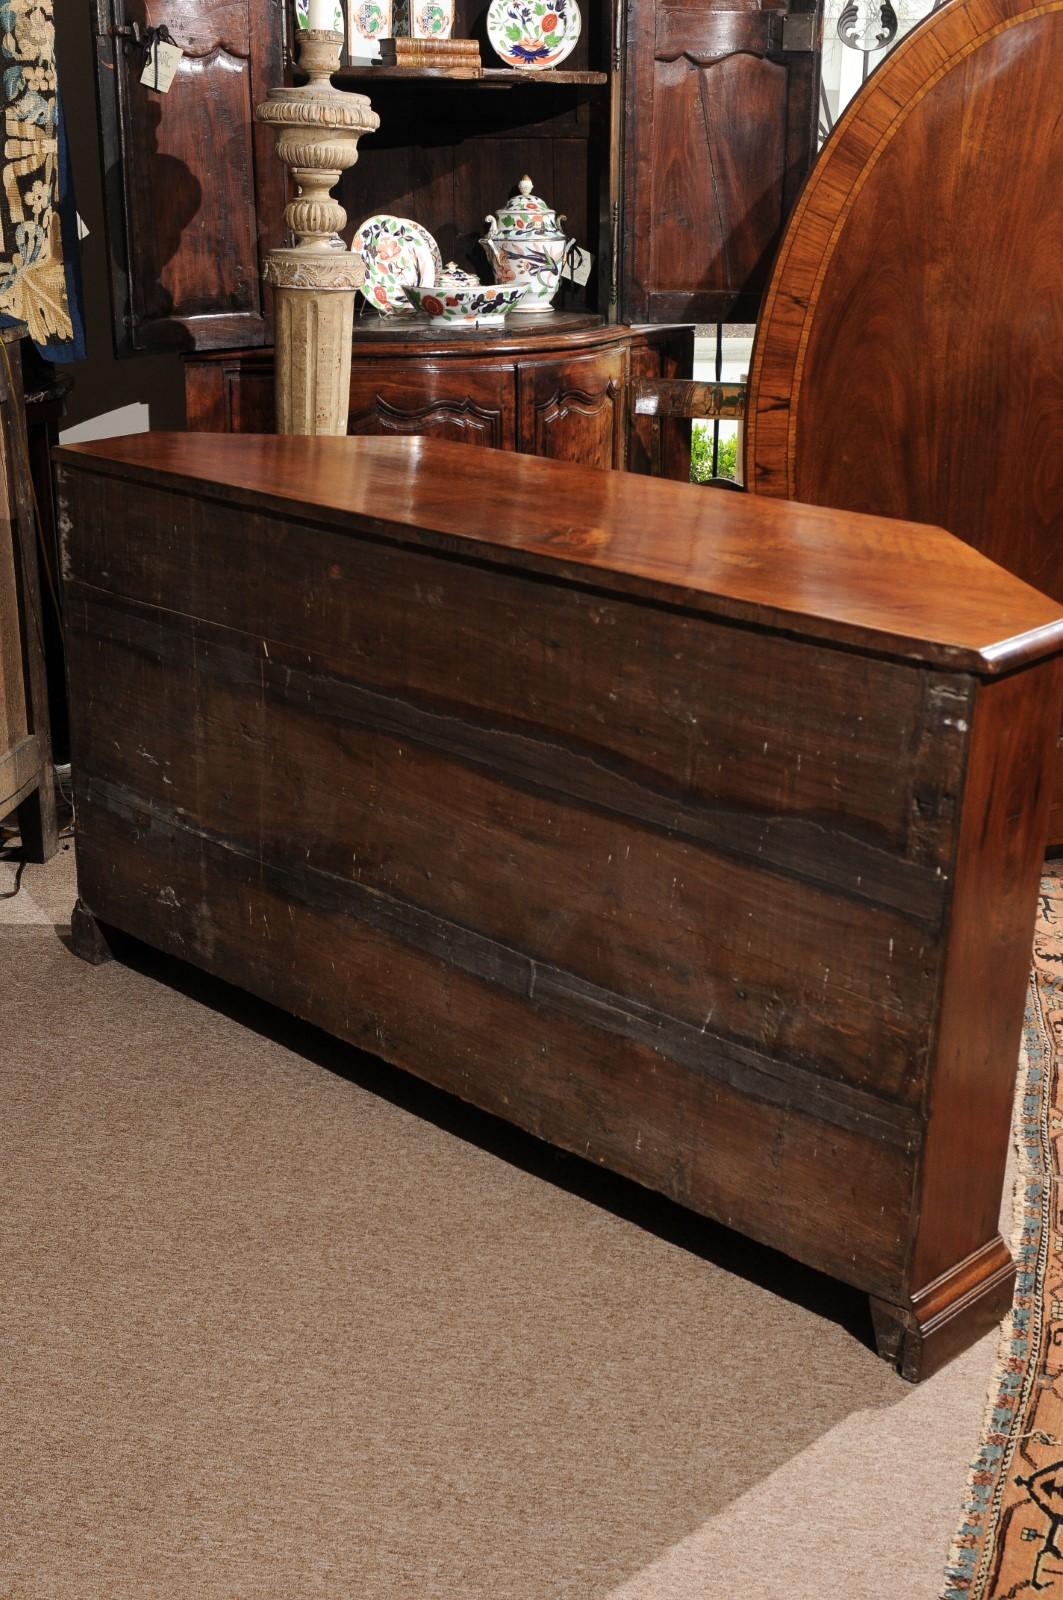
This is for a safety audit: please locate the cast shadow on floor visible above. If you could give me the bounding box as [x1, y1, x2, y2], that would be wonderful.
[105, 921, 879, 1360]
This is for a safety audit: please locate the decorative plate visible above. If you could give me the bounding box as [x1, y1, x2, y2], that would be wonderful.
[411, 0, 454, 35]
[352, 214, 442, 315]
[485, 0, 581, 70]
[295, 0, 346, 29]
[350, 0, 393, 42]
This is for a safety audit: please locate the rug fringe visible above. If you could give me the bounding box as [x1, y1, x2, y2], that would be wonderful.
[940, 965, 1054, 1598]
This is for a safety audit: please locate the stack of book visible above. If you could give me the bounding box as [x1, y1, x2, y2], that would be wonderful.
[376, 36, 483, 74]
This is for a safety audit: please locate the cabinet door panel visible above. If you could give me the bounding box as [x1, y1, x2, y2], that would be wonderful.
[93, 0, 285, 355]
[518, 351, 627, 470]
[348, 365, 515, 449]
[619, 0, 820, 324]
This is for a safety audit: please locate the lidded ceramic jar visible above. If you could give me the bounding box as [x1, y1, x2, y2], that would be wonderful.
[438, 261, 480, 288]
[480, 174, 574, 314]
[485, 173, 565, 238]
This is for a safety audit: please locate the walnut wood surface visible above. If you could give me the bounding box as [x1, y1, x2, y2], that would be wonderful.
[746, 0, 1063, 586]
[56, 436, 1063, 1376]
[745, 0, 1063, 836]
[183, 326, 695, 478]
[92, 0, 285, 354]
[619, 0, 821, 324]
[335, 66, 608, 83]
[55, 433, 1063, 673]
[348, 312, 609, 354]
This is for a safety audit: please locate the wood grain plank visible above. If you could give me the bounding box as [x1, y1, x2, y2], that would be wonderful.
[55, 435, 1063, 673]
[66, 590, 954, 1105]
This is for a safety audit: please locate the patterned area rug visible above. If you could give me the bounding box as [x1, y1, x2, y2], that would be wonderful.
[945, 880, 1063, 1597]
[0, 0, 72, 347]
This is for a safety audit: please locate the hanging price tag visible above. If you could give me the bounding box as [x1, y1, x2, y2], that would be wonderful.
[561, 247, 593, 288]
[140, 38, 183, 93]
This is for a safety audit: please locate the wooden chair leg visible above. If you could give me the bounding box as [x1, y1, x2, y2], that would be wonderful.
[16, 772, 58, 863]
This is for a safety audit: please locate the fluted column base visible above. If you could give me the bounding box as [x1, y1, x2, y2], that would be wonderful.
[266, 250, 363, 436]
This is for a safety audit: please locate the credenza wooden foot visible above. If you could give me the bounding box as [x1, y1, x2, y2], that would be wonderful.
[70, 898, 115, 966]
[870, 1237, 1017, 1382]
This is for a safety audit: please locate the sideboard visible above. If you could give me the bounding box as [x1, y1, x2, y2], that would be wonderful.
[56, 431, 1063, 1381]
[184, 315, 694, 475]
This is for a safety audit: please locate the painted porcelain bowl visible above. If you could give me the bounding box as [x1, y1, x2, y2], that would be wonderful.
[401, 282, 529, 325]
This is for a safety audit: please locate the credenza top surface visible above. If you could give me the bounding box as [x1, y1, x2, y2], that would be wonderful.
[55, 432, 1063, 676]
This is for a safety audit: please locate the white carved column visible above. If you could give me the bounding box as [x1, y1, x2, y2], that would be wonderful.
[255, 32, 379, 436]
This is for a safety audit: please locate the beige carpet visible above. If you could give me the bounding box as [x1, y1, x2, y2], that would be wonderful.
[1, 841, 1003, 1598]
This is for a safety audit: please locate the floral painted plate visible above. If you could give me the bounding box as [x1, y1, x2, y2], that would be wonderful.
[294, 0, 346, 29]
[485, 0, 581, 70]
[351, 214, 443, 316]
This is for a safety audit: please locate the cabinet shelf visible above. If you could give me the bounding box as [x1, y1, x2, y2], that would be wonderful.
[334, 65, 609, 86]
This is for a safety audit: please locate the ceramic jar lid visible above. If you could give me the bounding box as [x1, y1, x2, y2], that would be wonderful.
[484, 175, 567, 240]
[438, 261, 481, 288]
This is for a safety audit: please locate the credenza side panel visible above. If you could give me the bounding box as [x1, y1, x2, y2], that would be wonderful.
[911, 659, 1063, 1293]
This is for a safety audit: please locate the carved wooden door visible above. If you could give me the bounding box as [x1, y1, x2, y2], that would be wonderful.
[347, 365, 516, 449]
[618, 0, 821, 325]
[92, 0, 286, 354]
[517, 350, 627, 470]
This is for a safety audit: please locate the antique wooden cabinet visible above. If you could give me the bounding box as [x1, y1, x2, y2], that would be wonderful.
[185, 316, 693, 473]
[90, 0, 822, 421]
[56, 431, 1063, 1380]
[324, 0, 821, 323]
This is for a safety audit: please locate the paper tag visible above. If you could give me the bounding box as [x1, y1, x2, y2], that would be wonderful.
[561, 248, 593, 287]
[140, 40, 183, 93]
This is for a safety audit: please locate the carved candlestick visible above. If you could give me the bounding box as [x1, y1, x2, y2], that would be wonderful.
[255, 32, 379, 436]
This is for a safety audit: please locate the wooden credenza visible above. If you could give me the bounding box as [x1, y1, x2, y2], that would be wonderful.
[184, 316, 694, 477]
[56, 432, 1063, 1381]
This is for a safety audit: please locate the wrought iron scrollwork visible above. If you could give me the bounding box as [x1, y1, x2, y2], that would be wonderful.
[837, 0, 899, 50]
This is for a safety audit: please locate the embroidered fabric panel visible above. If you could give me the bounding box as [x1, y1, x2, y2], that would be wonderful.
[0, 1, 82, 358]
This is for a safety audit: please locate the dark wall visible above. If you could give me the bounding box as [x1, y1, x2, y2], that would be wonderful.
[53, 5, 185, 433]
